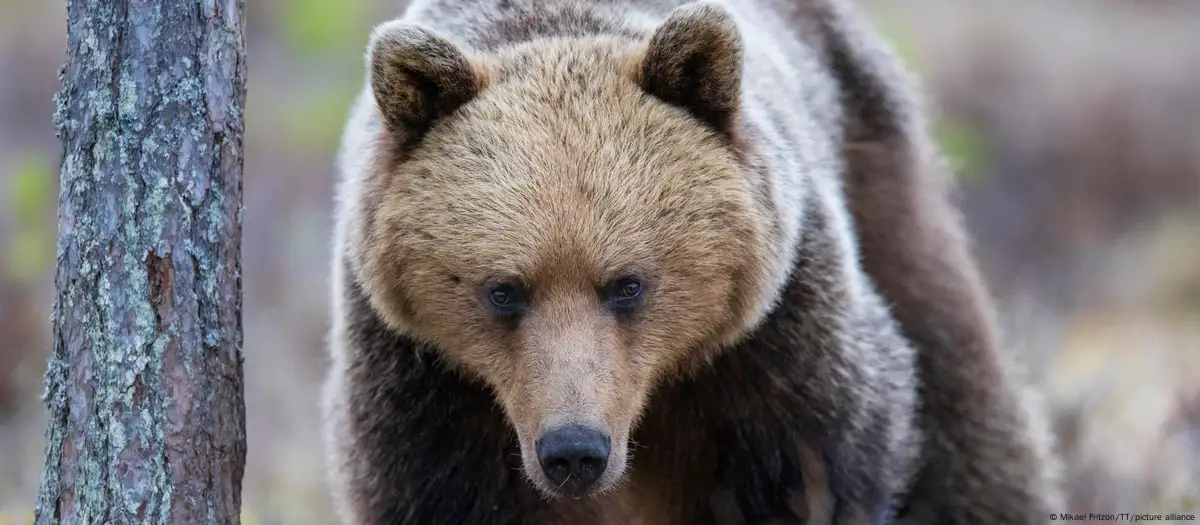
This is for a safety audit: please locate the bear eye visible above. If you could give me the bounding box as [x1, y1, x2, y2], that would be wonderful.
[605, 277, 646, 314]
[490, 288, 511, 306]
[618, 280, 642, 299]
[484, 282, 527, 319]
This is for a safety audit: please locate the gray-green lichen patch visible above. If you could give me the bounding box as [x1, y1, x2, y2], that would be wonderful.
[118, 75, 139, 123]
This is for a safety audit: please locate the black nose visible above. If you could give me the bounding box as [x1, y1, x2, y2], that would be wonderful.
[535, 424, 611, 495]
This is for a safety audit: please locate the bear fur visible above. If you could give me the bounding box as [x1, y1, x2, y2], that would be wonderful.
[321, 0, 1060, 523]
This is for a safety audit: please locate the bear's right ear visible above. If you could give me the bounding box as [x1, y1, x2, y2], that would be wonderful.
[367, 21, 482, 142]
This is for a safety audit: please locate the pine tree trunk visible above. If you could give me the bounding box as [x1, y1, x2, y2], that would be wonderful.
[35, 1, 248, 523]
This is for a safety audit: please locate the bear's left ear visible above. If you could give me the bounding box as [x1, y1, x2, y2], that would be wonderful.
[367, 21, 483, 144]
[639, 2, 743, 134]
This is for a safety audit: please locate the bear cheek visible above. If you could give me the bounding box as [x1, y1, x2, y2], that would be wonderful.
[442, 333, 521, 392]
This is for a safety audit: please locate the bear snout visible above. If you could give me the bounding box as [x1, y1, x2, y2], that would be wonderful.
[534, 424, 611, 497]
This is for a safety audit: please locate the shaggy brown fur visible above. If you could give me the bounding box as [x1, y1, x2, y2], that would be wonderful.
[791, 2, 1063, 522]
[322, 0, 1059, 523]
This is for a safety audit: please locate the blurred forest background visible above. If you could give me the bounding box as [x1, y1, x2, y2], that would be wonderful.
[1, 0, 1198, 523]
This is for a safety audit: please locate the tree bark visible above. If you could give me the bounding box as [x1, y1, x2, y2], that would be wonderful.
[35, 1, 247, 523]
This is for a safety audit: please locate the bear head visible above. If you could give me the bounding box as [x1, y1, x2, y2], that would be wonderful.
[349, 1, 776, 499]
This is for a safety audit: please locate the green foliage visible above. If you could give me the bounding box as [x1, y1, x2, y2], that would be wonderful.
[0, 508, 35, 525]
[4, 154, 55, 282]
[869, 8, 992, 181]
[933, 117, 991, 181]
[8, 156, 51, 223]
[869, 11, 921, 73]
[242, 508, 261, 525]
[280, 0, 368, 54]
[281, 88, 358, 154]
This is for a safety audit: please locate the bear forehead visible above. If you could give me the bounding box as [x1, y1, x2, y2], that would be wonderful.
[376, 42, 763, 280]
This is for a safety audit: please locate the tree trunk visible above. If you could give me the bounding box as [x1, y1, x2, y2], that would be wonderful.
[35, 1, 247, 523]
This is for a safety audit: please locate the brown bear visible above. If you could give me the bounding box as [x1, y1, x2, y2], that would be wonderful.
[321, 0, 1060, 523]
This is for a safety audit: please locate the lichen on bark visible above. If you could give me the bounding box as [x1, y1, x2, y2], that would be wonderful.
[35, 1, 248, 524]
